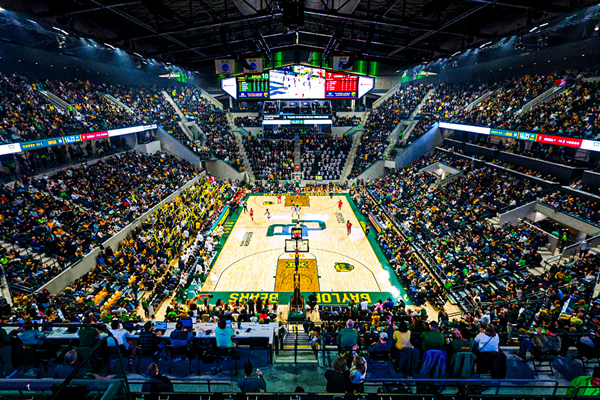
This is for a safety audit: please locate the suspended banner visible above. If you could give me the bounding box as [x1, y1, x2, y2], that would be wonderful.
[243, 58, 263, 73]
[215, 59, 235, 74]
[333, 56, 352, 71]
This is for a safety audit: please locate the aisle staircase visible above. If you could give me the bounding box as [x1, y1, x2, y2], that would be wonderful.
[102, 93, 134, 113]
[340, 129, 364, 181]
[294, 133, 301, 166]
[488, 215, 553, 275]
[275, 325, 318, 365]
[233, 130, 255, 181]
[0, 239, 63, 299]
[39, 90, 73, 113]
[382, 87, 435, 157]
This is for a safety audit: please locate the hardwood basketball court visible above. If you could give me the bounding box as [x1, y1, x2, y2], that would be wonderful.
[200, 194, 406, 305]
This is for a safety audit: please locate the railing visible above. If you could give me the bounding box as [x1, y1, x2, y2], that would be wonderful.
[0, 323, 131, 400]
[538, 200, 600, 229]
[294, 325, 298, 364]
[363, 378, 562, 397]
[543, 230, 600, 266]
[127, 379, 233, 393]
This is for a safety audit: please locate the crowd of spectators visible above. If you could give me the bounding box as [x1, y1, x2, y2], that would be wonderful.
[500, 77, 600, 139]
[54, 177, 238, 318]
[45, 80, 142, 131]
[234, 116, 262, 127]
[569, 179, 600, 195]
[460, 74, 554, 128]
[333, 114, 361, 126]
[1, 138, 129, 183]
[0, 151, 199, 293]
[359, 149, 600, 336]
[108, 84, 243, 170]
[301, 135, 352, 180]
[490, 161, 558, 182]
[169, 88, 216, 120]
[243, 136, 295, 180]
[107, 84, 181, 135]
[407, 84, 486, 144]
[350, 84, 431, 178]
[369, 151, 543, 239]
[542, 190, 600, 226]
[197, 111, 243, 170]
[0, 72, 85, 143]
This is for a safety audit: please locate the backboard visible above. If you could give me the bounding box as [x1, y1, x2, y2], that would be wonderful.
[285, 238, 309, 253]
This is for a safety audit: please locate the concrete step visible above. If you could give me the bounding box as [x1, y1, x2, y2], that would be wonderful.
[233, 130, 255, 181]
[294, 133, 301, 166]
[341, 129, 364, 181]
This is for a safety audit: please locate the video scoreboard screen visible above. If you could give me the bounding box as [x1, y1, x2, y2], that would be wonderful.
[325, 72, 358, 98]
[221, 64, 374, 100]
[237, 73, 269, 99]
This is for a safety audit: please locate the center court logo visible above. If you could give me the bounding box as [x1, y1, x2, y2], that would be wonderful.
[266, 220, 326, 236]
[334, 262, 354, 272]
[285, 261, 309, 268]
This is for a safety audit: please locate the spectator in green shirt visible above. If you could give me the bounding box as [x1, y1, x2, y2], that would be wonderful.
[215, 319, 236, 349]
[448, 328, 475, 357]
[419, 321, 445, 351]
[337, 320, 359, 351]
[567, 368, 600, 397]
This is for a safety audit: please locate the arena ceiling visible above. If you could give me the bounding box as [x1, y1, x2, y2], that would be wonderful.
[1, 0, 599, 69]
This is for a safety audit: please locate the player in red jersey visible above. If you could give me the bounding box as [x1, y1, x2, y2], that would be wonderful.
[347, 221, 352, 235]
[338, 199, 343, 211]
[250, 209, 254, 221]
[277, 193, 282, 204]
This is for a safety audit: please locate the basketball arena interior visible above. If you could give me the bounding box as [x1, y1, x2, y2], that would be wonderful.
[1, 0, 600, 399]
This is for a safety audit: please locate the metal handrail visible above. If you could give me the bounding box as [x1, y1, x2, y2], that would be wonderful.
[126, 378, 233, 392]
[363, 378, 560, 396]
[294, 325, 298, 364]
[0, 323, 132, 400]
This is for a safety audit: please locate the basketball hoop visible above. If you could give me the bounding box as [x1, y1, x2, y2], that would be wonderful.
[292, 171, 302, 183]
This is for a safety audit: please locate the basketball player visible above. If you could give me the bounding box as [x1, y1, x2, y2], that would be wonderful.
[250, 208, 254, 221]
[347, 221, 352, 235]
[265, 209, 271, 221]
[365, 224, 370, 236]
[296, 188, 300, 197]
[243, 201, 248, 213]
[338, 199, 343, 211]
[277, 193, 282, 204]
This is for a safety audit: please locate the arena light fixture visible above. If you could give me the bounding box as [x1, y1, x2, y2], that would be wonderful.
[104, 43, 115, 50]
[52, 26, 69, 35]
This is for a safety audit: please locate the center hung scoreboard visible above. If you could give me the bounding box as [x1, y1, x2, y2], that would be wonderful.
[221, 64, 374, 100]
[237, 73, 270, 99]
